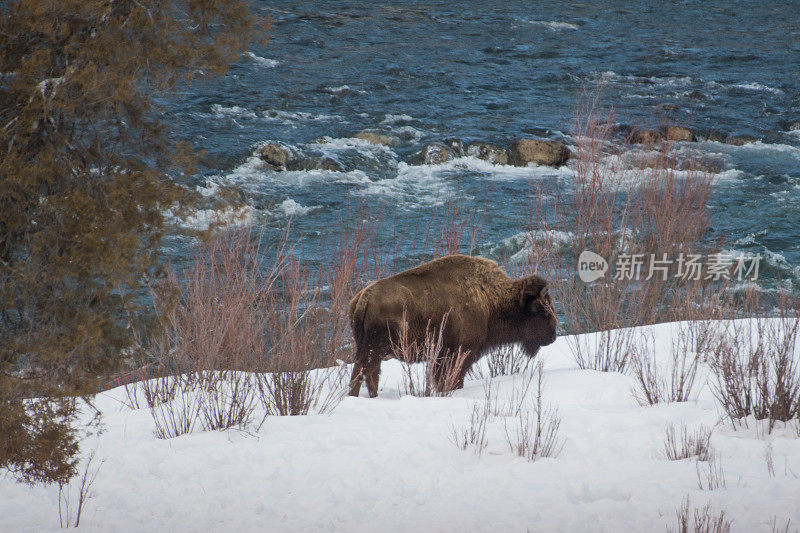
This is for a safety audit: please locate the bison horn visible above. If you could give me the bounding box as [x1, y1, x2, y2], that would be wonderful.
[539, 286, 549, 299]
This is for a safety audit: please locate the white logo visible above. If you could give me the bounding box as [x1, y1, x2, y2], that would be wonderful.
[578, 250, 608, 283]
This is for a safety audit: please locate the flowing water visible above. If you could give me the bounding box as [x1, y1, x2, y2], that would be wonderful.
[166, 1, 800, 289]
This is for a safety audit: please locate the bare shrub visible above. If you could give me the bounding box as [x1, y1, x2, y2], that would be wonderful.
[708, 296, 800, 432]
[125, 228, 271, 437]
[451, 399, 491, 457]
[451, 378, 503, 457]
[127, 217, 374, 431]
[58, 450, 103, 528]
[258, 371, 318, 417]
[256, 365, 347, 417]
[568, 327, 636, 373]
[119, 362, 162, 409]
[632, 325, 704, 405]
[668, 325, 705, 401]
[393, 312, 472, 397]
[257, 254, 343, 416]
[160, 228, 275, 372]
[313, 205, 382, 363]
[670, 497, 732, 533]
[196, 372, 259, 431]
[696, 452, 726, 490]
[135, 373, 181, 409]
[664, 423, 713, 462]
[503, 361, 563, 461]
[526, 95, 720, 371]
[630, 331, 665, 405]
[148, 376, 202, 439]
[257, 210, 379, 415]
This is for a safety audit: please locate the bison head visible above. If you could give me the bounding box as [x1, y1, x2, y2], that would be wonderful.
[517, 276, 558, 356]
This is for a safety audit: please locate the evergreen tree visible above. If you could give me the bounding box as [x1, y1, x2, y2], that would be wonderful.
[0, 0, 264, 485]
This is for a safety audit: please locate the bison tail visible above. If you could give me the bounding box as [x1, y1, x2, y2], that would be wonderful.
[350, 290, 370, 350]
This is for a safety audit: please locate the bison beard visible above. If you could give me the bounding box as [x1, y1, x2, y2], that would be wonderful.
[348, 255, 558, 397]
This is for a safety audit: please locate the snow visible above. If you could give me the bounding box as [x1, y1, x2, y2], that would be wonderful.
[2, 321, 799, 532]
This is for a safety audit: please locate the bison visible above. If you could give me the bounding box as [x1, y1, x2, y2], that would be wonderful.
[348, 254, 557, 397]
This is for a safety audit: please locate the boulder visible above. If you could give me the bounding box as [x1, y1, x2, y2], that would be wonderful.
[286, 155, 344, 172]
[628, 129, 664, 145]
[508, 139, 572, 167]
[725, 135, 758, 146]
[787, 120, 800, 132]
[259, 142, 291, 170]
[700, 130, 727, 143]
[467, 142, 509, 165]
[409, 143, 450, 165]
[317, 157, 343, 171]
[508, 139, 570, 167]
[443, 138, 466, 158]
[663, 126, 696, 142]
[609, 123, 634, 138]
[354, 131, 396, 147]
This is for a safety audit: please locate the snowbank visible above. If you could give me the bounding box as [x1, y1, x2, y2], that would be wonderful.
[2, 321, 799, 532]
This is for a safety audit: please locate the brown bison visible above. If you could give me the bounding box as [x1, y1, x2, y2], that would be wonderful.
[348, 254, 557, 397]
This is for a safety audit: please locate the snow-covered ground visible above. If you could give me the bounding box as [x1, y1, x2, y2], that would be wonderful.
[3, 321, 799, 532]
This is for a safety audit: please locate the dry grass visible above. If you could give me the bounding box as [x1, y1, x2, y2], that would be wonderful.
[664, 423, 714, 462]
[568, 327, 636, 373]
[502, 361, 564, 461]
[765, 442, 776, 477]
[124, 220, 372, 435]
[770, 517, 793, 533]
[393, 312, 473, 397]
[670, 497, 732, 533]
[696, 452, 726, 491]
[451, 399, 491, 457]
[452, 365, 562, 461]
[58, 450, 102, 528]
[631, 324, 705, 405]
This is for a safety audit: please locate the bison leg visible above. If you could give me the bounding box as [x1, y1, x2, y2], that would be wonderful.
[452, 360, 473, 390]
[364, 357, 382, 398]
[349, 347, 382, 398]
[348, 359, 366, 397]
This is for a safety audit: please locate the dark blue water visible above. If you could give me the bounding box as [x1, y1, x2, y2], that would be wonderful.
[167, 1, 800, 287]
